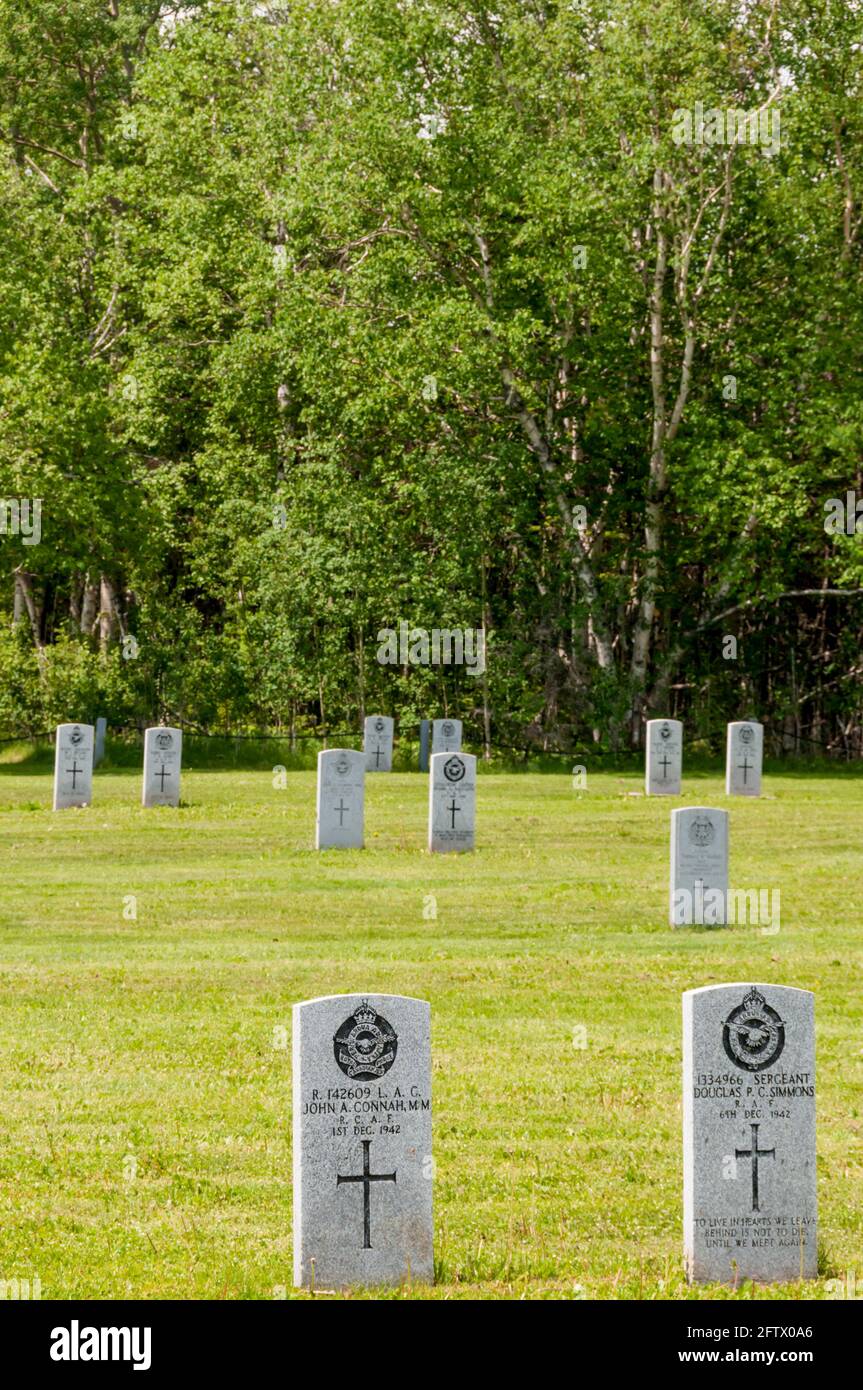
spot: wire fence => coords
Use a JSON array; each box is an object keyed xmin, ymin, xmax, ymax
[{"xmin": 1, "ymin": 721, "xmax": 861, "ymax": 761}]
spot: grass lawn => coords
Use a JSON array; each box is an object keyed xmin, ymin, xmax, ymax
[{"xmin": 0, "ymin": 745, "xmax": 861, "ymax": 1300}]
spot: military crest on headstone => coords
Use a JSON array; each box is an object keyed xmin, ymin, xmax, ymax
[
  {"xmin": 689, "ymin": 815, "xmax": 715, "ymax": 848},
  {"xmin": 722, "ymin": 986, "xmax": 785, "ymax": 1071},
  {"xmin": 333, "ymin": 1000, "xmax": 398, "ymax": 1079},
  {"xmin": 431, "ymin": 718, "xmax": 462, "ymax": 756}
]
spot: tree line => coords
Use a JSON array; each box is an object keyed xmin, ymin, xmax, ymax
[{"xmin": 1, "ymin": 0, "xmax": 862, "ymax": 754}]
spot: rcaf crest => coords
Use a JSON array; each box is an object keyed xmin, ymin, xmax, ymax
[
  {"xmin": 335, "ymin": 753, "xmax": 351, "ymax": 776},
  {"xmin": 334, "ymin": 1001, "xmax": 398, "ymax": 1079},
  {"xmin": 156, "ymin": 731, "xmax": 173, "ymax": 750},
  {"xmin": 689, "ymin": 815, "xmax": 715, "ymax": 848},
  {"xmin": 374, "ymin": 717, "xmax": 385, "ymax": 733},
  {"xmin": 739, "ymin": 725, "xmax": 754, "ymax": 744},
  {"xmin": 69, "ymin": 726, "xmax": 83, "ymax": 746},
  {"xmin": 659, "ymin": 722, "xmax": 672, "ymax": 740},
  {"xmin": 442, "ymin": 721, "xmax": 454, "ymax": 738},
  {"xmin": 723, "ymin": 987, "xmax": 785, "ymax": 1072},
  {"xmin": 443, "ymin": 755, "xmax": 465, "ymax": 782}
]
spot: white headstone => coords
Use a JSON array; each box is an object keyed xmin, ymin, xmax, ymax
[
  {"xmin": 142, "ymin": 726, "xmax": 182, "ymax": 807},
  {"xmin": 683, "ymin": 983, "xmax": 817, "ymax": 1283},
  {"xmin": 726, "ymin": 720, "xmax": 763, "ymax": 797},
  {"xmin": 670, "ymin": 806, "xmax": 729, "ymax": 926},
  {"xmin": 316, "ymin": 749, "xmax": 365, "ymax": 849},
  {"xmin": 52, "ymin": 723, "xmax": 94, "ymax": 810},
  {"xmin": 364, "ymin": 715, "xmax": 394, "ymax": 772},
  {"xmin": 293, "ymin": 993, "xmax": 433, "ymax": 1288},
  {"xmin": 430, "ymin": 718, "xmax": 462, "ymax": 756},
  {"xmin": 645, "ymin": 718, "xmax": 682, "ymax": 795},
  {"xmin": 94, "ymin": 716, "xmax": 107, "ymax": 767},
  {"xmin": 428, "ymin": 751, "xmax": 476, "ymax": 853}
]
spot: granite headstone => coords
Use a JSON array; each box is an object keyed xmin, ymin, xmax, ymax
[
  {"xmin": 670, "ymin": 806, "xmax": 729, "ymax": 926},
  {"xmin": 683, "ymin": 983, "xmax": 817, "ymax": 1282},
  {"xmin": 94, "ymin": 716, "xmax": 107, "ymax": 767},
  {"xmin": 418, "ymin": 719, "xmax": 430, "ymax": 773},
  {"xmin": 316, "ymin": 749, "xmax": 365, "ymax": 849},
  {"xmin": 53, "ymin": 723, "xmax": 94, "ymax": 810},
  {"xmin": 726, "ymin": 721, "xmax": 763, "ymax": 797},
  {"xmin": 293, "ymin": 993, "xmax": 433, "ymax": 1288},
  {"xmin": 364, "ymin": 715, "xmax": 394, "ymax": 773},
  {"xmin": 645, "ymin": 718, "xmax": 683, "ymax": 795},
  {"xmin": 428, "ymin": 751, "xmax": 476, "ymax": 853},
  {"xmin": 142, "ymin": 726, "xmax": 182, "ymax": 807},
  {"xmin": 430, "ymin": 719, "xmax": 462, "ymax": 756}
]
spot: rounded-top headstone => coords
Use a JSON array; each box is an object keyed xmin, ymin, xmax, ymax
[
  {"xmin": 363, "ymin": 714, "xmax": 394, "ymax": 772},
  {"xmin": 430, "ymin": 718, "xmax": 462, "ymax": 756},
  {"xmin": 645, "ymin": 717, "xmax": 683, "ymax": 795},
  {"xmin": 142, "ymin": 726, "xmax": 182, "ymax": 807},
  {"xmin": 670, "ymin": 806, "xmax": 729, "ymax": 926},
  {"xmin": 683, "ymin": 983, "xmax": 816, "ymax": 1283},
  {"xmin": 428, "ymin": 750, "xmax": 476, "ymax": 853},
  {"xmin": 53, "ymin": 723, "xmax": 94, "ymax": 810},
  {"xmin": 726, "ymin": 720, "xmax": 763, "ymax": 797},
  {"xmin": 293, "ymin": 993, "xmax": 433, "ymax": 1288},
  {"xmin": 316, "ymin": 749, "xmax": 365, "ymax": 849}
]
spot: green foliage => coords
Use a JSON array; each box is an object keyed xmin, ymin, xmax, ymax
[
  {"xmin": 1, "ymin": 0, "xmax": 862, "ymax": 749},
  {"xmin": 0, "ymin": 628, "xmax": 140, "ymax": 732}
]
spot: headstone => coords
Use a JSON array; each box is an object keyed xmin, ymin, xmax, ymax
[
  {"xmin": 316, "ymin": 749, "xmax": 365, "ymax": 849},
  {"xmin": 726, "ymin": 720, "xmax": 763, "ymax": 797},
  {"xmin": 418, "ymin": 719, "xmax": 430, "ymax": 773},
  {"xmin": 52, "ymin": 723, "xmax": 94, "ymax": 810},
  {"xmin": 364, "ymin": 714, "xmax": 394, "ymax": 773},
  {"xmin": 94, "ymin": 716, "xmax": 107, "ymax": 767},
  {"xmin": 645, "ymin": 717, "xmax": 682, "ymax": 795},
  {"xmin": 293, "ymin": 993, "xmax": 433, "ymax": 1289},
  {"xmin": 683, "ymin": 983, "xmax": 817, "ymax": 1283},
  {"xmin": 431, "ymin": 718, "xmax": 462, "ymax": 756},
  {"xmin": 428, "ymin": 751, "xmax": 476, "ymax": 853},
  {"xmin": 670, "ymin": 806, "xmax": 729, "ymax": 926},
  {"xmin": 142, "ymin": 726, "xmax": 182, "ymax": 807}
]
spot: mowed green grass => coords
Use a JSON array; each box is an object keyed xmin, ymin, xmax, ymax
[{"xmin": 0, "ymin": 751, "xmax": 861, "ymax": 1300}]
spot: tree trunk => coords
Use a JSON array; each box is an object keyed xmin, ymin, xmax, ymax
[
  {"xmin": 480, "ymin": 554, "xmax": 492, "ymax": 760},
  {"xmin": 356, "ymin": 625, "xmax": 365, "ymax": 723},
  {"xmin": 81, "ymin": 578, "xmax": 99, "ymax": 636},
  {"xmin": 99, "ymin": 575, "xmax": 119, "ymax": 651},
  {"xmin": 13, "ymin": 569, "xmax": 43, "ymax": 647}
]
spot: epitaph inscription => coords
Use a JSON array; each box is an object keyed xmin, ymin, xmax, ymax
[
  {"xmin": 683, "ymin": 983, "xmax": 817, "ymax": 1283},
  {"xmin": 293, "ymin": 993, "xmax": 433, "ymax": 1288}
]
